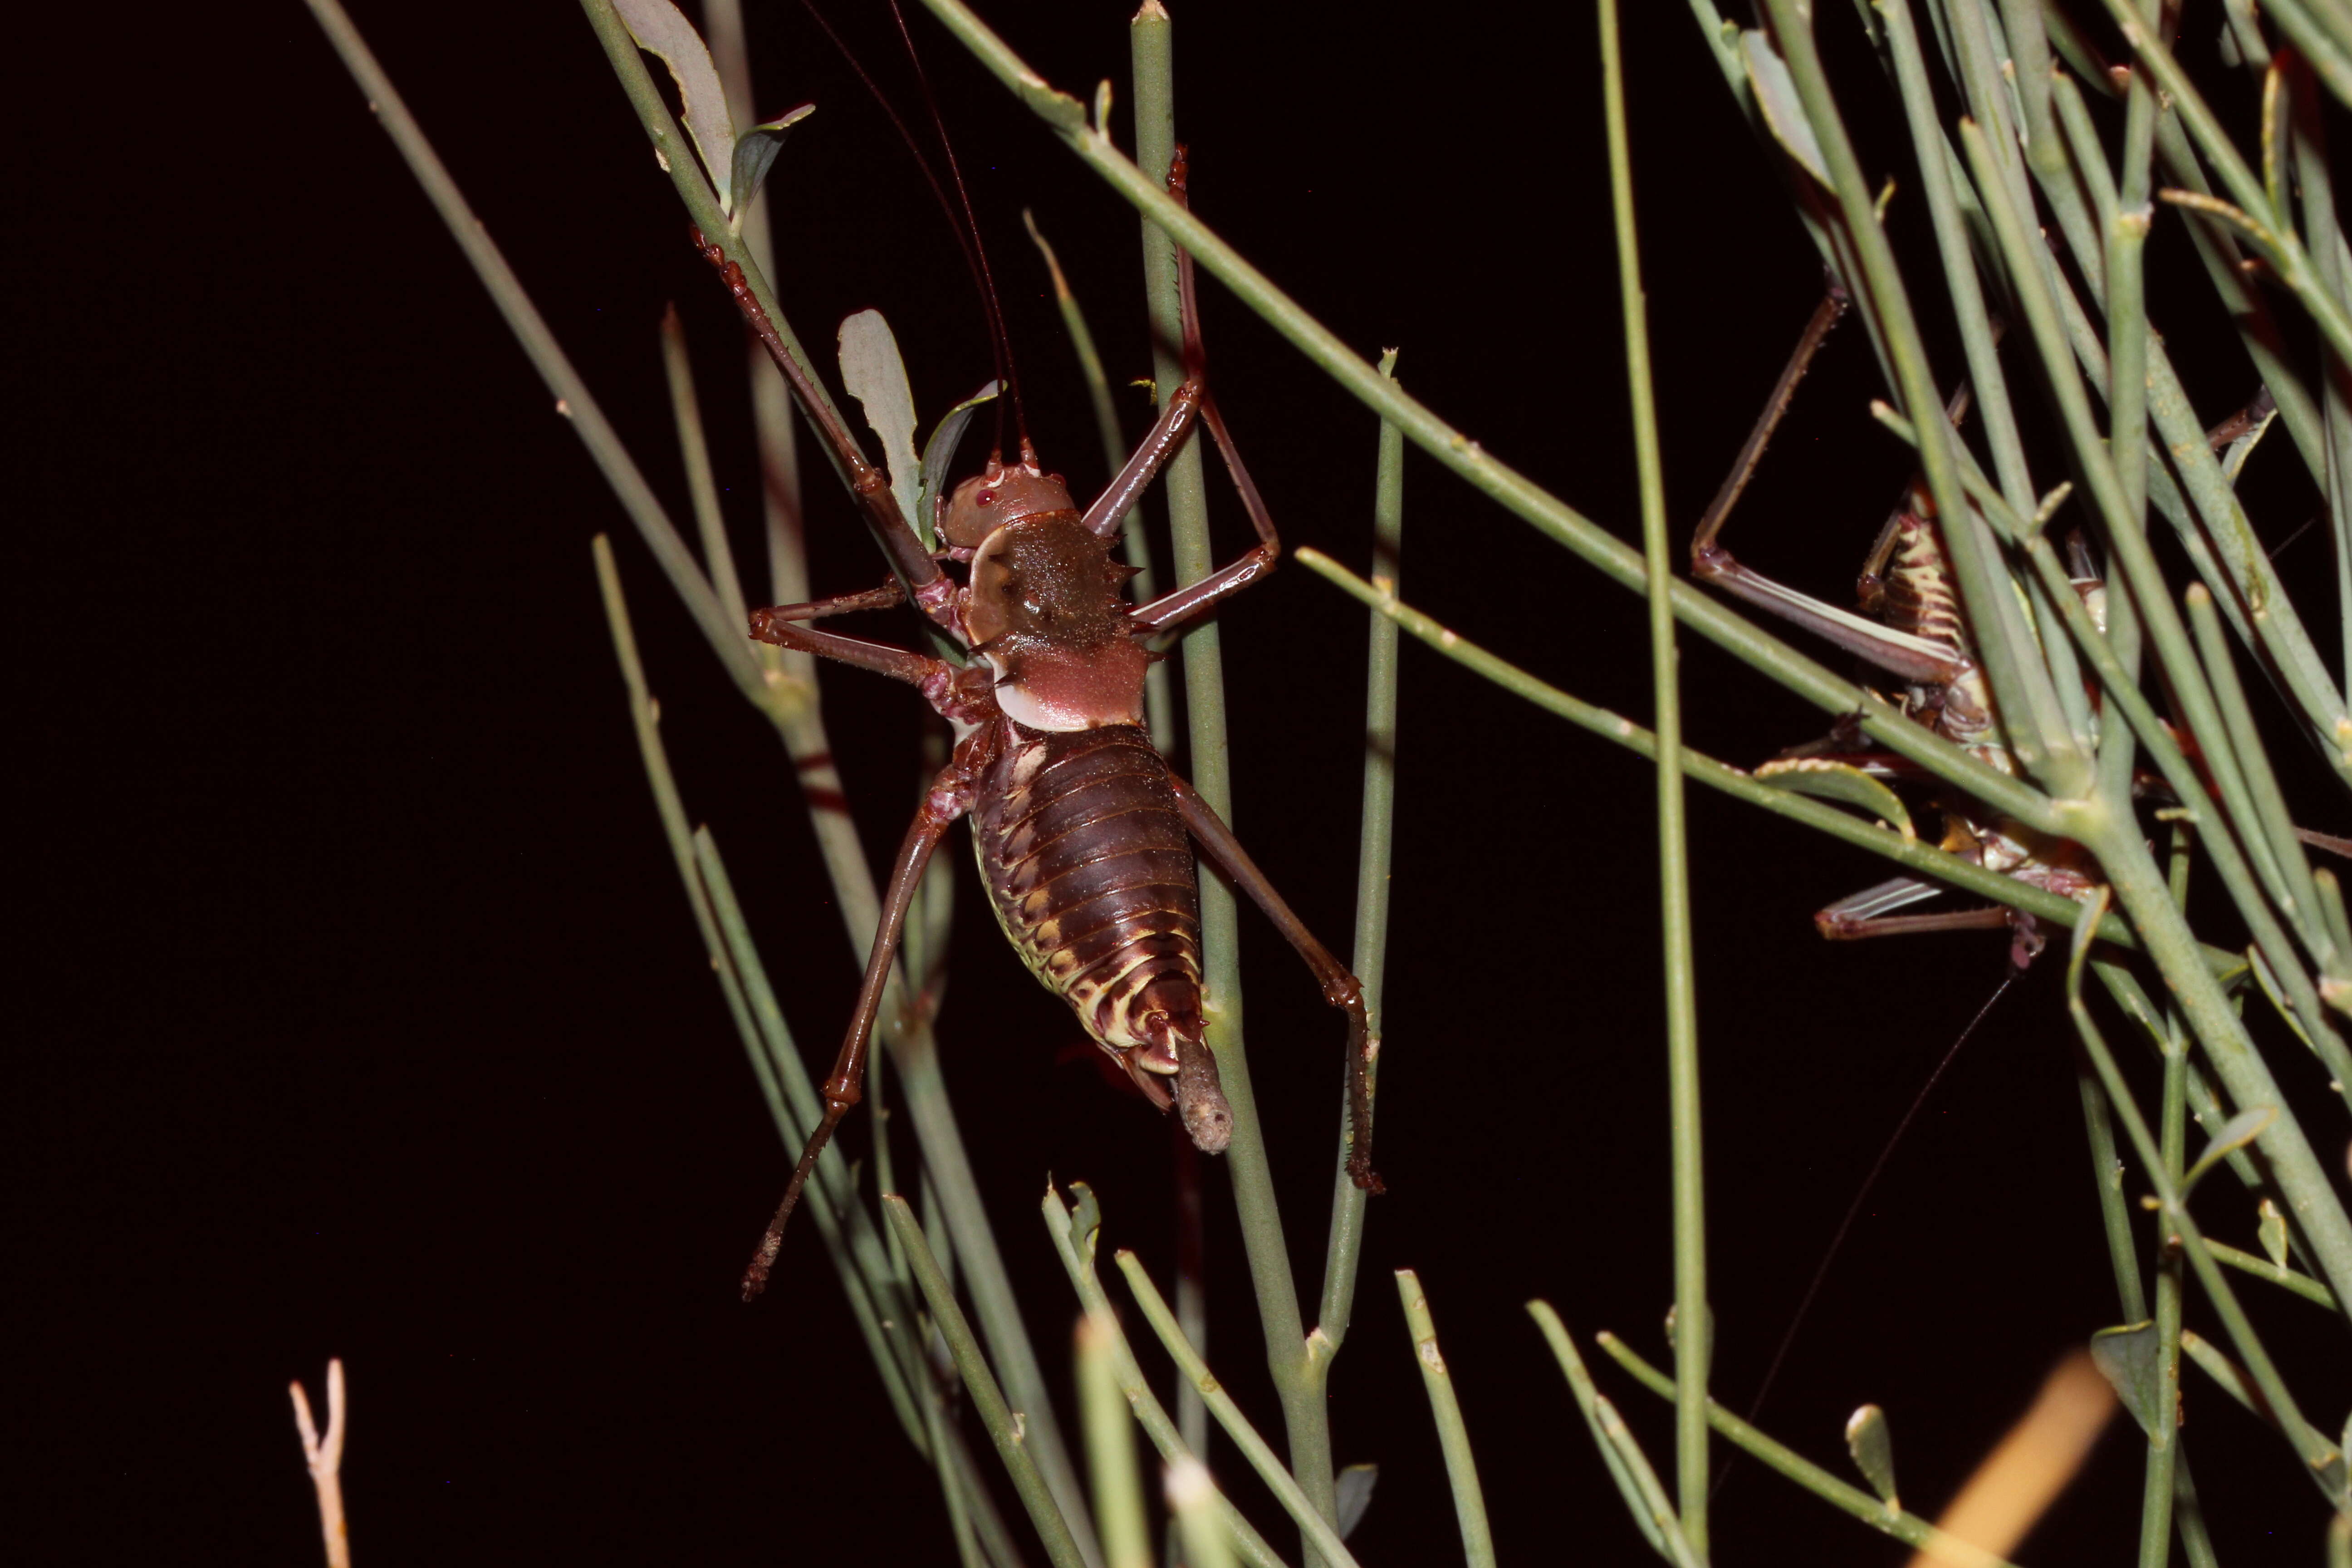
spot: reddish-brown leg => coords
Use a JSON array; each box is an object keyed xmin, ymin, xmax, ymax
[
  {"xmin": 1122, "ymin": 149, "xmax": 1284, "ymax": 636},
  {"xmin": 692, "ymin": 235, "xmax": 960, "ymax": 634},
  {"xmin": 748, "ymin": 611, "xmax": 951, "ymax": 688},
  {"xmin": 741, "ymin": 730, "xmax": 999, "ymax": 1299},
  {"xmin": 752, "ymin": 581, "xmax": 911, "ymax": 623},
  {"xmin": 1814, "ymin": 876, "xmax": 2040, "ymax": 967},
  {"xmin": 1168, "ymin": 774, "xmax": 1383, "ymax": 1193}
]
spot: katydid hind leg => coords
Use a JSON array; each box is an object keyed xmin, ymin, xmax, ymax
[
  {"xmin": 1168, "ymin": 774, "xmax": 1383, "ymax": 1194},
  {"xmin": 741, "ymin": 737, "xmax": 993, "ymax": 1299}
]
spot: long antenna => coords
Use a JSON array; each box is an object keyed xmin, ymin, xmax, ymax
[
  {"xmin": 1714, "ymin": 971, "xmax": 2016, "ymax": 1499},
  {"xmin": 793, "ymin": 0, "xmax": 1027, "ymax": 458},
  {"xmin": 882, "ymin": 0, "xmax": 1029, "ymax": 460}
]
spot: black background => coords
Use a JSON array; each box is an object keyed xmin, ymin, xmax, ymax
[{"xmin": 18, "ymin": 1, "xmax": 2348, "ymax": 1563}]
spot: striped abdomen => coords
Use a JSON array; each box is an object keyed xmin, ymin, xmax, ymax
[
  {"xmin": 1880, "ymin": 512, "xmax": 2007, "ymax": 767},
  {"xmin": 970, "ymin": 721, "xmax": 1204, "ymax": 1076}
]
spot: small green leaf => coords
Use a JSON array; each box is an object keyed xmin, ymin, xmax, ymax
[
  {"xmin": 1843, "ymin": 1404, "xmax": 1899, "ymax": 1509},
  {"xmin": 2090, "ymin": 1321, "xmax": 2163, "ymax": 1436},
  {"xmin": 1333, "ymin": 1463, "xmax": 1377, "ymax": 1539},
  {"xmin": 1065, "ymin": 1180, "xmax": 1101, "ymax": 1259},
  {"xmin": 920, "ymin": 379, "xmax": 1002, "ymax": 528},
  {"xmin": 727, "ymin": 104, "xmax": 815, "ymax": 230},
  {"xmin": 2186, "ymin": 1106, "xmax": 2276, "ymax": 1192},
  {"xmin": 838, "ymin": 309, "xmax": 924, "ymax": 543},
  {"xmin": 1754, "ymin": 758, "xmax": 1916, "ymax": 838},
  {"xmin": 1740, "ymin": 30, "xmax": 1831, "ymax": 186},
  {"xmin": 2259, "ymin": 1198, "xmax": 2291, "ymax": 1268},
  {"xmin": 612, "ymin": 0, "xmax": 738, "ymax": 214}
]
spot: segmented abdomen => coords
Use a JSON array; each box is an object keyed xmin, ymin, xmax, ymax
[{"xmin": 970, "ymin": 721, "xmax": 1203, "ymax": 1059}]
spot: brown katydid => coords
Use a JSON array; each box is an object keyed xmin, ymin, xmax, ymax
[{"xmin": 701, "ymin": 143, "xmax": 1382, "ymax": 1301}]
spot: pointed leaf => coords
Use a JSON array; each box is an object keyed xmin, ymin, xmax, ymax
[
  {"xmin": 2259, "ymin": 1198, "xmax": 2291, "ymax": 1268},
  {"xmin": 2186, "ymin": 1105, "xmax": 2277, "ymax": 1191},
  {"xmin": 1333, "ymin": 1463, "xmax": 1377, "ymax": 1540},
  {"xmin": 612, "ymin": 0, "xmax": 737, "ymax": 214},
  {"xmin": 728, "ymin": 103, "xmax": 815, "ymax": 230},
  {"xmin": 2090, "ymin": 1321, "xmax": 2163, "ymax": 1437},
  {"xmin": 1741, "ymin": 30, "xmax": 1831, "ymax": 185},
  {"xmin": 1841, "ymin": 1404, "xmax": 1898, "ymax": 1509},
  {"xmin": 920, "ymin": 379, "xmax": 1002, "ymax": 525},
  {"xmin": 838, "ymin": 309, "xmax": 924, "ymax": 544},
  {"xmin": 1755, "ymin": 758, "xmax": 1916, "ymax": 838}
]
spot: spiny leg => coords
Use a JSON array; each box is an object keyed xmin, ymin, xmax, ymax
[
  {"xmin": 1168, "ymin": 774, "xmax": 1383, "ymax": 1193},
  {"xmin": 1691, "ymin": 284, "xmax": 1850, "ymax": 564},
  {"xmin": 1813, "ymin": 877, "xmax": 2037, "ymax": 967},
  {"xmin": 693, "ymin": 235, "xmax": 960, "ymax": 633},
  {"xmin": 741, "ymin": 735, "xmax": 993, "ymax": 1299},
  {"xmin": 1124, "ymin": 148, "xmax": 1284, "ymax": 635},
  {"xmin": 748, "ymin": 612, "xmax": 953, "ymax": 686},
  {"xmin": 752, "ymin": 580, "xmax": 911, "ymax": 624}
]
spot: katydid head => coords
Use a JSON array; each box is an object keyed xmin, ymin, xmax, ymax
[{"xmin": 937, "ymin": 455, "xmax": 1072, "ymax": 549}]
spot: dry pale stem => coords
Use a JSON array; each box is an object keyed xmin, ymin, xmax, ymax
[{"xmin": 289, "ymin": 1358, "xmax": 351, "ymax": 1568}]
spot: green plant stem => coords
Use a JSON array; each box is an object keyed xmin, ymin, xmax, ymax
[
  {"xmin": 2204, "ymin": 1239, "xmax": 2342, "ymax": 1309},
  {"xmin": 1525, "ymin": 1303, "xmax": 1699, "ymax": 1567},
  {"xmin": 2176, "ymin": 1331, "xmax": 2349, "ymax": 1494},
  {"xmin": 1114, "ymin": 1250, "xmax": 1367, "ymax": 1568},
  {"xmin": 301, "ymin": 0, "xmax": 760, "ymax": 699},
  {"xmin": 1044, "ymin": 1185, "xmax": 1292, "ymax": 1568},
  {"xmin": 573, "ymin": 9, "xmax": 1103, "ymax": 1548},
  {"xmin": 885, "ymin": 1197, "xmax": 1088, "ymax": 1568},
  {"xmin": 1595, "ymin": 1333, "xmax": 2024, "ymax": 1568},
  {"xmin": 1395, "ymin": 1272, "xmax": 1494, "ymax": 1568},
  {"xmin": 658, "ymin": 304, "xmax": 750, "ymax": 627},
  {"xmin": 1294, "ymin": 550, "xmax": 2146, "ymax": 950},
  {"xmin": 1767, "ymin": 0, "xmax": 2086, "ymax": 798},
  {"xmin": 2061, "ymin": 908, "xmax": 2349, "ymax": 1497},
  {"xmin": 1602, "ymin": 5, "xmax": 1710, "ymax": 1545},
  {"xmin": 1129, "ymin": 12, "xmax": 1335, "ymax": 1563},
  {"xmin": 1313, "ymin": 351, "xmax": 1403, "ymax": 1366},
  {"xmin": 594, "ymin": 538, "xmax": 927, "ymax": 1432},
  {"xmin": 1079, "ymin": 1316, "xmax": 1152, "ymax": 1568},
  {"xmin": 915, "ymin": 0, "xmax": 2058, "ymax": 841},
  {"xmin": 1021, "ymin": 211, "xmax": 1175, "ymax": 753}
]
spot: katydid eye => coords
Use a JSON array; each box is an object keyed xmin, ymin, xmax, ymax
[{"xmin": 976, "ymin": 490, "xmax": 995, "ymax": 505}]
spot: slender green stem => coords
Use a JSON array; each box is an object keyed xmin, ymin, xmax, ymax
[
  {"xmin": 1021, "ymin": 210, "xmax": 1175, "ymax": 753},
  {"xmin": 595, "ymin": 538, "xmax": 945, "ymax": 1445},
  {"xmin": 2061, "ymin": 904, "xmax": 2348, "ymax": 1495},
  {"xmin": 2176, "ymin": 1331, "xmax": 2349, "ymax": 1494},
  {"xmin": 659, "ymin": 304, "xmax": 750, "ymax": 627},
  {"xmin": 1313, "ymin": 350, "xmax": 1403, "ymax": 1363},
  {"xmin": 2203, "ymin": 1239, "xmax": 2342, "ymax": 1309},
  {"xmin": 1767, "ymin": 0, "xmax": 2087, "ymax": 797},
  {"xmin": 915, "ymin": 0, "xmax": 2058, "ymax": 839},
  {"xmin": 1294, "ymin": 550, "xmax": 2147, "ymax": 949},
  {"xmin": 1524, "ymin": 1303, "xmax": 1699, "ymax": 1567},
  {"xmin": 1167, "ymin": 1458, "xmax": 1240, "ymax": 1568},
  {"xmin": 1043, "ymin": 1185, "xmax": 1292, "ymax": 1568},
  {"xmin": 884, "ymin": 1197, "xmax": 1089, "ymax": 1568},
  {"xmin": 569, "ymin": 9, "xmax": 1102, "ymax": 1547},
  {"xmin": 1595, "ymin": 1333, "xmax": 2024, "ymax": 1568},
  {"xmin": 302, "ymin": 0, "xmax": 760, "ymax": 698},
  {"xmin": 1079, "ymin": 1317, "xmax": 1152, "ymax": 1568},
  {"xmin": 1130, "ymin": 11, "xmax": 1333, "ymax": 1562},
  {"xmin": 1114, "ymin": 1250, "xmax": 1367, "ymax": 1568},
  {"xmin": 1601, "ymin": 1, "xmax": 1709, "ymax": 1544},
  {"xmin": 1394, "ymin": 1272, "xmax": 1494, "ymax": 1568}
]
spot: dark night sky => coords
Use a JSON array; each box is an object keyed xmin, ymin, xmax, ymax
[{"xmin": 18, "ymin": 2, "xmax": 2346, "ymax": 1563}]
